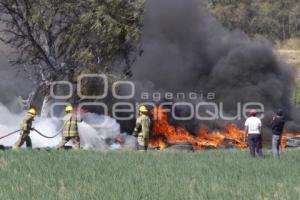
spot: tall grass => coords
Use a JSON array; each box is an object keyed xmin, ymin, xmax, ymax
[{"xmin": 0, "ymin": 149, "xmax": 299, "ymax": 200}]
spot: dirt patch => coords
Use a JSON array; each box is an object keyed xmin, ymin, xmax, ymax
[{"xmin": 276, "ymin": 50, "xmax": 300, "ymax": 65}]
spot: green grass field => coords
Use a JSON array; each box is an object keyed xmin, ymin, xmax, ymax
[{"xmin": 0, "ymin": 149, "xmax": 299, "ymax": 200}]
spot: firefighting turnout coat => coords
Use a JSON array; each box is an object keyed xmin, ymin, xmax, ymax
[
  {"xmin": 63, "ymin": 112, "xmax": 79, "ymax": 137},
  {"xmin": 134, "ymin": 113, "xmax": 151, "ymax": 146},
  {"xmin": 20, "ymin": 113, "xmax": 35, "ymax": 134}
]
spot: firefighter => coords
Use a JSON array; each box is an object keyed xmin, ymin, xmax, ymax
[
  {"xmin": 57, "ymin": 105, "xmax": 80, "ymax": 150},
  {"xmin": 133, "ymin": 105, "xmax": 151, "ymax": 151},
  {"xmin": 13, "ymin": 107, "xmax": 37, "ymax": 149}
]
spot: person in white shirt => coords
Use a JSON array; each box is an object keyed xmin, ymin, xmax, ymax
[{"xmin": 245, "ymin": 109, "xmax": 263, "ymax": 157}]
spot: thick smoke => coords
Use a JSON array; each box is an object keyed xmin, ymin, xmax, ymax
[
  {"xmin": 0, "ymin": 0, "xmax": 299, "ymax": 140},
  {"xmin": 130, "ymin": 0, "xmax": 299, "ymax": 131},
  {"xmin": 0, "ymin": 46, "xmax": 33, "ymax": 108}
]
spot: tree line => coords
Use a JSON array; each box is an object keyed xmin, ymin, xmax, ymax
[{"xmin": 209, "ymin": 0, "xmax": 300, "ymax": 42}]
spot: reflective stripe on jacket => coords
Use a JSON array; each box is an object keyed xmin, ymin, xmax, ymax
[
  {"xmin": 134, "ymin": 114, "xmax": 151, "ymax": 138},
  {"xmin": 63, "ymin": 112, "xmax": 79, "ymax": 137},
  {"xmin": 20, "ymin": 113, "xmax": 35, "ymax": 133}
]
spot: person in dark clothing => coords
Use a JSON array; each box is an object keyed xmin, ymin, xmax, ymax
[{"xmin": 271, "ymin": 110, "xmax": 285, "ymax": 158}]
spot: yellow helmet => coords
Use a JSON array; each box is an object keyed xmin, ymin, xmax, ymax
[
  {"xmin": 28, "ymin": 108, "xmax": 37, "ymax": 115},
  {"xmin": 139, "ymin": 105, "xmax": 148, "ymax": 113},
  {"xmin": 65, "ymin": 105, "xmax": 73, "ymax": 112}
]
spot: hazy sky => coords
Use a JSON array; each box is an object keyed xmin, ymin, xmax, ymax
[{"xmin": 0, "ymin": 43, "xmax": 32, "ymax": 104}]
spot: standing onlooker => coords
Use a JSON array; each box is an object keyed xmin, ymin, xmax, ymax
[
  {"xmin": 245, "ymin": 109, "xmax": 263, "ymax": 157},
  {"xmin": 271, "ymin": 110, "xmax": 285, "ymax": 158}
]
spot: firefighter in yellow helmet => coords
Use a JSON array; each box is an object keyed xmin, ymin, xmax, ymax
[
  {"xmin": 13, "ymin": 107, "xmax": 37, "ymax": 149},
  {"xmin": 57, "ymin": 105, "xmax": 80, "ymax": 150},
  {"xmin": 133, "ymin": 105, "xmax": 151, "ymax": 151}
]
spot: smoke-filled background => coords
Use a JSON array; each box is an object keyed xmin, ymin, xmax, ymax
[
  {"xmin": 0, "ymin": 46, "xmax": 32, "ymax": 107},
  {"xmin": 0, "ymin": 0, "xmax": 300, "ymax": 147},
  {"xmin": 128, "ymin": 0, "xmax": 300, "ymax": 131}
]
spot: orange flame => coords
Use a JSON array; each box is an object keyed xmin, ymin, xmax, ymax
[
  {"xmin": 280, "ymin": 133, "xmax": 300, "ymax": 149},
  {"xmin": 149, "ymin": 107, "xmax": 248, "ymax": 150}
]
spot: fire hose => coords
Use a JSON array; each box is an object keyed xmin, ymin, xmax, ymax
[
  {"xmin": 0, "ymin": 128, "xmax": 62, "ymax": 140},
  {"xmin": 0, "ymin": 129, "xmax": 21, "ymax": 140},
  {"xmin": 0, "ymin": 121, "xmax": 67, "ymax": 140},
  {"xmin": 32, "ymin": 128, "xmax": 62, "ymax": 139},
  {"xmin": 0, "ymin": 115, "xmax": 68, "ymax": 141},
  {"xmin": 32, "ymin": 122, "xmax": 66, "ymax": 139}
]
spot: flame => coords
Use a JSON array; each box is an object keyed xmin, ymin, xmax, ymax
[
  {"xmin": 224, "ymin": 124, "xmax": 248, "ymax": 149},
  {"xmin": 149, "ymin": 107, "xmax": 248, "ymax": 150},
  {"xmin": 148, "ymin": 138, "xmax": 167, "ymax": 150},
  {"xmin": 280, "ymin": 133, "xmax": 300, "ymax": 149},
  {"xmin": 115, "ymin": 135, "xmax": 125, "ymax": 145},
  {"xmin": 147, "ymin": 107, "xmax": 300, "ymax": 150}
]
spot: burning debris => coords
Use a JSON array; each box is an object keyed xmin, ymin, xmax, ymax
[
  {"xmin": 0, "ymin": 102, "xmax": 299, "ymax": 151},
  {"xmin": 130, "ymin": 0, "xmax": 300, "ymax": 134},
  {"xmin": 280, "ymin": 133, "xmax": 300, "ymax": 149},
  {"xmin": 149, "ymin": 107, "xmax": 248, "ymax": 150},
  {"xmin": 0, "ymin": 0, "xmax": 300, "ymax": 152},
  {"xmin": 149, "ymin": 107, "xmax": 300, "ymax": 150},
  {"xmin": 148, "ymin": 107, "xmax": 300, "ymax": 151},
  {"xmin": 114, "ymin": 135, "xmax": 126, "ymax": 145}
]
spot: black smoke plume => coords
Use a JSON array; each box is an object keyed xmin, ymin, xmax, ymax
[
  {"xmin": 128, "ymin": 0, "xmax": 299, "ymax": 132},
  {"xmin": 0, "ymin": 0, "xmax": 299, "ymax": 133}
]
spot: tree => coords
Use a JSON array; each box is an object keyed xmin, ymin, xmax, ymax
[
  {"xmin": 0, "ymin": 0, "xmax": 144, "ymax": 115},
  {"xmin": 209, "ymin": 0, "xmax": 300, "ymax": 42}
]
